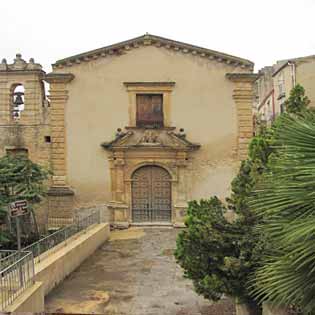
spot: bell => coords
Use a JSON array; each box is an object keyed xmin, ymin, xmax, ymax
[{"xmin": 14, "ymin": 92, "xmax": 24, "ymax": 106}]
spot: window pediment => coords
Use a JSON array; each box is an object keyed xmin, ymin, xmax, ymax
[{"xmin": 101, "ymin": 128, "xmax": 200, "ymax": 151}]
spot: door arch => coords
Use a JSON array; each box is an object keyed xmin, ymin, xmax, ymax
[{"xmin": 131, "ymin": 165, "xmax": 172, "ymax": 223}]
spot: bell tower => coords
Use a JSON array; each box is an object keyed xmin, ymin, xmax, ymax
[{"xmin": 0, "ymin": 54, "xmax": 51, "ymax": 169}]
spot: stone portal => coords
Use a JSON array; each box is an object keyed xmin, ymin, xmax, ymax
[{"xmin": 101, "ymin": 127, "xmax": 200, "ymax": 227}]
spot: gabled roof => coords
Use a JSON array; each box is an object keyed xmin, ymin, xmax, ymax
[{"xmin": 53, "ymin": 34, "xmax": 254, "ymax": 70}]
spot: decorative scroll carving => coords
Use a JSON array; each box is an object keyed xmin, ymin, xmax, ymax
[
  {"xmin": 101, "ymin": 127, "xmax": 200, "ymax": 151},
  {"xmin": 138, "ymin": 130, "xmax": 160, "ymax": 144}
]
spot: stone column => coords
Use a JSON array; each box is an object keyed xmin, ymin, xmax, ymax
[
  {"xmin": 226, "ymin": 73, "xmax": 258, "ymax": 161},
  {"xmin": 107, "ymin": 151, "xmax": 129, "ymax": 228},
  {"xmin": 114, "ymin": 152, "xmax": 126, "ymax": 202},
  {"xmin": 21, "ymin": 78, "xmax": 41, "ymax": 124},
  {"xmin": 0, "ymin": 80, "xmax": 10, "ymax": 124},
  {"xmin": 44, "ymin": 73, "xmax": 75, "ymax": 224},
  {"xmin": 174, "ymin": 151, "xmax": 188, "ymax": 227}
]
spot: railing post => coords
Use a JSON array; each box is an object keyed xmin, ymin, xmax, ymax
[
  {"xmin": 64, "ymin": 228, "xmax": 67, "ymax": 246},
  {"xmin": 37, "ymin": 242, "xmax": 41, "ymax": 263}
]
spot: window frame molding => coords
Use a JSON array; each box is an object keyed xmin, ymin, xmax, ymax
[{"xmin": 123, "ymin": 82, "xmax": 175, "ymax": 128}]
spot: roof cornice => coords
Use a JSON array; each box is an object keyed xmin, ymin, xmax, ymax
[{"xmin": 52, "ymin": 34, "xmax": 254, "ymax": 70}]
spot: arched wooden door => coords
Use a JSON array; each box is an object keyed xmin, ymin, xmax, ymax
[{"xmin": 132, "ymin": 166, "xmax": 172, "ymax": 223}]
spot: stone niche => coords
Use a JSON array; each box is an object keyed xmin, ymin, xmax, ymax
[{"xmin": 101, "ymin": 127, "xmax": 200, "ymax": 228}]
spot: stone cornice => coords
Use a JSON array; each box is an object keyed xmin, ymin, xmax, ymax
[
  {"xmin": 123, "ymin": 82, "xmax": 176, "ymax": 87},
  {"xmin": 124, "ymin": 81, "xmax": 176, "ymax": 92},
  {"xmin": 52, "ymin": 34, "xmax": 254, "ymax": 70},
  {"xmin": 44, "ymin": 73, "xmax": 75, "ymax": 84},
  {"xmin": 226, "ymin": 73, "xmax": 259, "ymax": 83}
]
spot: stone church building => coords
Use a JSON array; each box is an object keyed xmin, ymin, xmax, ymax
[{"xmin": 0, "ymin": 34, "xmax": 256, "ymax": 228}]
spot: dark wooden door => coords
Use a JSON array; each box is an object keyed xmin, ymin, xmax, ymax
[{"xmin": 132, "ymin": 166, "xmax": 171, "ymax": 222}]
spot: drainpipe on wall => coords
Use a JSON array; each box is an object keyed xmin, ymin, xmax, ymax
[
  {"xmin": 288, "ymin": 61, "xmax": 296, "ymax": 88},
  {"xmin": 272, "ymin": 89, "xmax": 276, "ymax": 120}
]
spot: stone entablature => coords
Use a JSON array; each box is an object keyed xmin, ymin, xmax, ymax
[{"xmin": 102, "ymin": 127, "xmax": 200, "ymax": 227}]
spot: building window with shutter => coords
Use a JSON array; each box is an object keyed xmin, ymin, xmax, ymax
[{"xmin": 136, "ymin": 94, "xmax": 164, "ymax": 128}]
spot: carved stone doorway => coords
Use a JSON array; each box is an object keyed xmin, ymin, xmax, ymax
[{"xmin": 131, "ymin": 165, "xmax": 172, "ymax": 223}]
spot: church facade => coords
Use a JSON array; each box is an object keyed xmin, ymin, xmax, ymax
[{"xmin": 0, "ymin": 34, "xmax": 257, "ymax": 227}]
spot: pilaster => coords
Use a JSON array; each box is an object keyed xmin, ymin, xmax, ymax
[
  {"xmin": 44, "ymin": 73, "xmax": 74, "ymax": 187},
  {"xmin": 226, "ymin": 73, "xmax": 258, "ymax": 161},
  {"xmin": 44, "ymin": 73, "xmax": 75, "ymax": 225},
  {"xmin": 174, "ymin": 151, "xmax": 189, "ymax": 227},
  {"xmin": 0, "ymin": 80, "xmax": 10, "ymax": 123}
]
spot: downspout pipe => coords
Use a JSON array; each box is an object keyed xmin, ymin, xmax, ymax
[{"xmin": 288, "ymin": 61, "xmax": 296, "ymax": 87}]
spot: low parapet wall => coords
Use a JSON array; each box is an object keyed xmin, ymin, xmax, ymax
[
  {"xmin": 35, "ymin": 223, "xmax": 110, "ymax": 295},
  {"xmin": 5, "ymin": 223, "xmax": 110, "ymax": 312},
  {"xmin": 4, "ymin": 282, "xmax": 44, "ymax": 313}
]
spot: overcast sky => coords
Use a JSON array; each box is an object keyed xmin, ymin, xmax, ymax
[{"xmin": 1, "ymin": 0, "xmax": 315, "ymax": 72}]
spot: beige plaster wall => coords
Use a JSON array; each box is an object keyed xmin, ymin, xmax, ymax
[
  {"xmin": 273, "ymin": 66, "xmax": 292, "ymax": 115},
  {"xmin": 296, "ymin": 59, "xmax": 315, "ymax": 106},
  {"xmin": 56, "ymin": 45, "xmax": 249, "ymax": 206}
]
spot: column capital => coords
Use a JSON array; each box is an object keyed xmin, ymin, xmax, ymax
[
  {"xmin": 44, "ymin": 73, "xmax": 75, "ymax": 84},
  {"xmin": 226, "ymin": 73, "xmax": 258, "ymax": 83}
]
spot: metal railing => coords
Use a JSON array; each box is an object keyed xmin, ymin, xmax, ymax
[
  {"xmin": 0, "ymin": 209, "xmax": 100, "ymax": 309},
  {"xmin": 0, "ymin": 251, "xmax": 21, "ymax": 271},
  {"xmin": 23, "ymin": 209, "xmax": 101, "ymax": 262},
  {"xmin": 0, "ymin": 251, "xmax": 34, "ymax": 311}
]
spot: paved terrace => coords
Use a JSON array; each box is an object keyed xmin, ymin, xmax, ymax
[{"xmin": 45, "ymin": 228, "xmax": 234, "ymax": 315}]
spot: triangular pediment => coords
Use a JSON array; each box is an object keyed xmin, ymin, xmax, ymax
[
  {"xmin": 53, "ymin": 34, "xmax": 253, "ymax": 70},
  {"xmin": 101, "ymin": 128, "xmax": 200, "ymax": 152}
]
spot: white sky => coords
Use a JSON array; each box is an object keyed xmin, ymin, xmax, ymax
[{"xmin": 1, "ymin": 0, "xmax": 315, "ymax": 72}]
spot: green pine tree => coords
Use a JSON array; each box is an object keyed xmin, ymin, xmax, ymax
[
  {"xmin": 284, "ymin": 84, "xmax": 310, "ymax": 114},
  {"xmin": 0, "ymin": 155, "xmax": 50, "ymax": 248}
]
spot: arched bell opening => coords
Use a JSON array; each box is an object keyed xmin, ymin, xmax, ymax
[{"xmin": 10, "ymin": 84, "xmax": 25, "ymax": 121}]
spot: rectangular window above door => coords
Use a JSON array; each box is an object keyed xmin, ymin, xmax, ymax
[{"xmin": 136, "ymin": 94, "xmax": 164, "ymax": 128}]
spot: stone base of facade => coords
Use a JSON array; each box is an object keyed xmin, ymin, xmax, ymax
[
  {"xmin": 47, "ymin": 186, "xmax": 75, "ymax": 228},
  {"xmin": 108, "ymin": 201, "xmax": 188, "ymax": 228},
  {"xmin": 173, "ymin": 222, "xmax": 186, "ymax": 228},
  {"xmin": 107, "ymin": 201, "xmax": 129, "ymax": 228}
]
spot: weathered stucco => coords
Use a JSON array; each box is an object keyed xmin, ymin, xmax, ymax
[
  {"xmin": 53, "ymin": 45, "xmax": 250, "ymax": 215},
  {"xmin": 0, "ymin": 36, "xmax": 255, "ymax": 226}
]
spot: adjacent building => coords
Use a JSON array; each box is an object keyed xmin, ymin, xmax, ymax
[
  {"xmin": 0, "ymin": 34, "xmax": 256, "ymax": 228},
  {"xmin": 254, "ymin": 54, "xmax": 315, "ymax": 125}
]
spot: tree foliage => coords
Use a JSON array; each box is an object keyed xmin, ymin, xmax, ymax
[
  {"xmin": 175, "ymin": 128, "xmax": 272, "ymax": 308},
  {"xmin": 175, "ymin": 84, "xmax": 312, "ymax": 311},
  {"xmin": 0, "ymin": 155, "xmax": 50, "ymax": 248},
  {"xmin": 250, "ymin": 112, "xmax": 315, "ymax": 314},
  {"xmin": 284, "ymin": 84, "xmax": 310, "ymax": 114}
]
